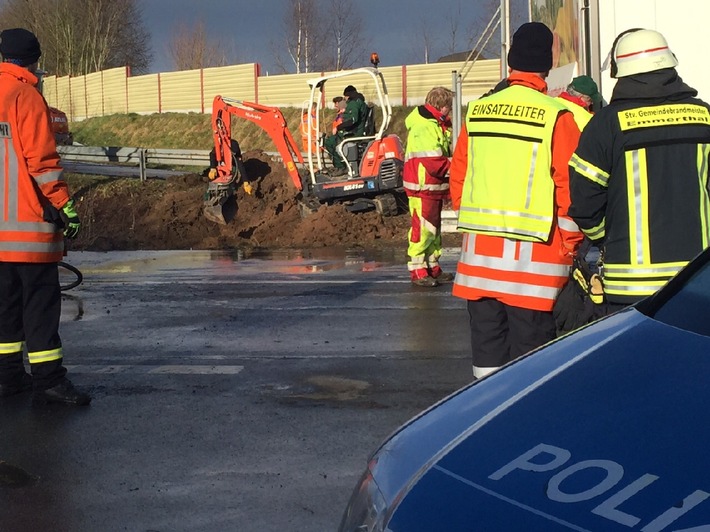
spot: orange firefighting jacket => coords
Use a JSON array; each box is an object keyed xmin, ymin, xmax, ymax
[
  {"xmin": 450, "ymin": 73, "xmax": 583, "ymax": 311},
  {"xmin": 0, "ymin": 62, "xmax": 68, "ymax": 263}
]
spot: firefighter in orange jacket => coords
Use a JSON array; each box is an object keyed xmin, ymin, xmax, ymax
[
  {"xmin": 0, "ymin": 28, "xmax": 90, "ymax": 405},
  {"xmin": 449, "ymin": 22, "xmax": 583, "ymax": 379}
]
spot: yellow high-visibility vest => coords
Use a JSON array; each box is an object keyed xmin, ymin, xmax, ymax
[
  {"xmin": 556, "ymin": 97, "xmax": 592, "ymax": 130},
  {"xmin": 458, "ymin": 85, "xmax": 567, "ymax": 242}
]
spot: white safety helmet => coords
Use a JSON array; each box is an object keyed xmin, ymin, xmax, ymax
[{"xmin": 608, "ymin": 29, "xmax": 678, "ymax": 78}]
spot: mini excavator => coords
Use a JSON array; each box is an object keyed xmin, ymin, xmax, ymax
[{"xmin": 203, "ymin": 55, "xmax": 404, "ymax": 224}]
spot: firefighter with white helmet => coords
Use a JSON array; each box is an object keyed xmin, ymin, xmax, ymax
[
  {"xmin": 569, "ymin": 28, "xmax": 710, "ymax": 311},
  {"xmin": 610, "ymin": 29, "xmax": 677, "ymax": 78}
]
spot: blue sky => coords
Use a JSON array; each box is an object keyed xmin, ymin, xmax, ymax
[{"xmin": 140, "ymin": 0, "xmax": 529, "ymax": 74}]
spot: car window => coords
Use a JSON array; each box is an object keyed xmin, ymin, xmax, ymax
[{"xmin": 643, "ymin": 258, "xmax": 710, "ymax": 336}]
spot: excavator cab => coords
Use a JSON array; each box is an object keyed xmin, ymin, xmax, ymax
[{"xmin": 302, "ymin": 66, "xmax": 404, "ymax": 215}]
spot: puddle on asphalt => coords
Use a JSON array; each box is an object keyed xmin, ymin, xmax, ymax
[
  {"xmin": 0, "ymin": 461, "xmax": 38, "ymax": 488},
  {"xmin": 69, "ymin": 247, "xmax": 460, "ymax": 277},
  {"xmin": 287, "ymin": 375, "xmax": 371, "ymax": 401}
]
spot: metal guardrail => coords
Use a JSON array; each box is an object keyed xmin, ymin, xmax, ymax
[{"xmin": 57, "ymin": 145, "xmax": 212, "ymax": 181}]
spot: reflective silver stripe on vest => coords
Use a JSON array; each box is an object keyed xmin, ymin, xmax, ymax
[
  {"xmin": 525, "ymin": 143, "xmax": 539, "ymax": 210},
  {"xmin": 1, "ymin": 137, "xmax": 21, "ymax": 221},
  {"xmin": 455, "ymin": 272, "xmax": 562, "ymax": 299},
  {"xmin": 460, "ymin": 206, "xmax": 553, "ymax": 222},
  {"xmin": 604, "ymin": 282, "xmax": 667, "ymax": 295},
  {"xmin": 0, "ymin": 221, "xmax": 58, "ymax": 233},
  {"xmin": 629, "ymin": 150, "xmax": 645, "ymax": 264},
  {"xmin": 0, "ymin": 240, "xmax": 64, "ymax": 253},
  {"xmin": 403, "ymin": 182, "xmax": 449, "ymax": 191},
  {"xmin": 460, "ymin": 238, "xmax": 570, "ymax": 277},
  {"xmin": 34, "ymin": 169, "xmax": 64, "ymax": 186},
  {"xmin": 570, "ymin": 153, "xmax": 610, "ymax": 187},
  {"xmin": 604, "ymin": 263, "xmax": 686, "ymax": 275},
  {"xmin": 457, "ymin": 222, "xmax": 550, "ymax": 240},
  {"xmin": 557, "ymin": 216, "xmax": 579, "ymax": 232},
  {"xmin": 404, "ymin": 149, "xmax": 443, "ymax": 161}
]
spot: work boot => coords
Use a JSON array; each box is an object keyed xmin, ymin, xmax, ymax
[
  {"xmin": 327, "ymin": 167, "xmax": 348, "ymax": 177},
  {"xmin": 410, "ymin": 268, "xmax": 439, "ymax": 287},
  {"xmin": 430, "ymin": 265, "xmax": 454, "ymax": 283},
  {"xmin": 33, "ymin": 378, "xmax": 91, "ymax": 406},
  {"xmin": 0, "ymin": 372, "xmax": 32, "ymax": 398}
]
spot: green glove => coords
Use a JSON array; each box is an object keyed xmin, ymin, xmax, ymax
[{"xmin": 61, "ymin": 198, "xmax": 81, "ymax": 239}]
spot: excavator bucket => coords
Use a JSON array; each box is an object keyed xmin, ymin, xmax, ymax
[{"xmin": 203, "ymin": 182, "xmax": 237, "ymax": 225}]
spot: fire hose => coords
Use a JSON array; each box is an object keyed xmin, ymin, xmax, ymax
[{"xmin": 59, "ymin": 261, "xmax": 83, "ymax": 291}]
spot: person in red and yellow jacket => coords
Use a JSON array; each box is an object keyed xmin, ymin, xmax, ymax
[
  {"xmin": 556, "ymin": 75, "xmax": 602, "ymax": 130},
  {"xmin": 0, "ymin": 28, "xmax": 90, "ymax": 405},
  {"xmin": 404, "ymin": 86, "xmax": 454, "ymax": 286},
  {"xmin": 449, "ymin": 22, "xmax": 583, "ymax": 379}
]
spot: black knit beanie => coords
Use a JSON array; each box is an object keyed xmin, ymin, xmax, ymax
[
  {"xmin": 507, "ymin": 22, "xmax": 553, "ymax": 72},
  {"xmin": 0, "ymin": 28, "xmax": 42, "ymax": 66}
]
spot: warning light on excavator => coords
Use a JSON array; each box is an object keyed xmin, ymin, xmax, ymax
[{"xmin": 370, "ymin": 53, "xmax": 380, "ymax": 68}]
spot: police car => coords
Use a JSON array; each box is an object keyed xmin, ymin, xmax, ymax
[{"xmin": 339, "ymin": 247, "xmax": 710, "ymax": 531}]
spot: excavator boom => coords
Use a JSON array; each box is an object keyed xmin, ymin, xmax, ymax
[{"xmin": 211, "ymin": 96, "xmax": 304, "ymax": 190}]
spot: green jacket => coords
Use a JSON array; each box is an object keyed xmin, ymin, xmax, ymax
[{"xmin": 337, "ymin": 94, "xmax": 368, "ymax": 137}]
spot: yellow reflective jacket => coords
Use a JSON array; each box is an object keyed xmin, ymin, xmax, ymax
[{"xmin": 458, "ymin": 84, "xmax": 568, "ymax": 242}]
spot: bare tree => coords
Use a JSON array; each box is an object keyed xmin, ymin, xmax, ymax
[
  {"xmin": 444, "ymin": 0, "xmax": 467, "ymax": 56},
  {"xmin": 169, "ymin": 20, "xmax": 232, "ymax": 70},
  {"xmin": 322, "ymin": 0, "xmax": 369, "ymax": 71},
  {"xmin": 277, "ymin": 0, "xmax": 325, "ymax": 74},
  {"xmin": 0, "ymin": 0, "xmax": 152, "ymax": 76}
]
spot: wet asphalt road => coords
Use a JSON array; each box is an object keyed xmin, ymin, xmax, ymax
[{"xmin": 0, "ymin": 247, "xmax": 472, "ymax": 532}]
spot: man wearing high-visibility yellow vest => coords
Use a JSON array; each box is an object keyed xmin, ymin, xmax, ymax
[
  {"xmin": 449, "ymin": 22, "xmax": 583, "ymax": 379},
  {"xmin": 569, "ymin": 29, "xmax": 710, "ymax": 310}
]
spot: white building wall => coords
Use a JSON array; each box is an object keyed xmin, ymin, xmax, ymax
[{"xmin": 597, "ymin": 0, "xmax": 710, "ymax": 103}]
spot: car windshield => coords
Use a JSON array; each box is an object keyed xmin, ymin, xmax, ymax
[{"xmin": 640, "ymin": 252, "xmax": 710, "ymax": 336}]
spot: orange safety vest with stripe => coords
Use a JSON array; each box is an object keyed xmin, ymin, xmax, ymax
[
  {"xmin": 450, "ymin": 76, "xmax": 582, "ymax": 311},
  {"xmin": 301, "ymin": 108, "xmax": 319, "ymax": 154},
  {"xmin": 0, "ymin": 62, "xmax": 68, "ymax": 263}
]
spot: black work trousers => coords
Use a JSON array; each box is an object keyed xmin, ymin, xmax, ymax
[
  {"xmin": 0, "ymin": 262, "xmax": 66, "ymax": 389},
  {"xmin": 467, "ymin": 298, "xmax": 556, "ymax": 370}
]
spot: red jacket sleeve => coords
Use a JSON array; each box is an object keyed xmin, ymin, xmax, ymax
[
  {"xmin": 448, "ymin": 125, "xmax": 469, "ymax": 211},
  {"xmin": 551, "ymin": 110, "xmax": 583, "ymax": 254}
]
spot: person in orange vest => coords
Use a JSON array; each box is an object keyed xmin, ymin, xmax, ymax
[
  {"xmin": 449, "ymin": 22, "xmax": 583, "ymax": 379},
  {"xmin": 331, "ymin": 96, "xmax": 346, "ymax": 134},
  {"xmin": 300, "ymin": 102, "xmax": 319, "ymax": 156},
  {"xmin": 0, "ymin": 28, "xmax": 90, "ymax": 405}
]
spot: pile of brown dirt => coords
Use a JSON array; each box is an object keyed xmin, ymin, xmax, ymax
[{"xmin": 70, "ymin": 150, "xmax": 461, "ymax": 252}]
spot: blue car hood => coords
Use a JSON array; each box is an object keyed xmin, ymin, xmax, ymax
[{"xmin": 372, "ymin": 308, "xmax": 710, "ymax": 531}]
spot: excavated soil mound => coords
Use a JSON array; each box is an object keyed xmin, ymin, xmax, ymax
[{"xmin": 70, "ymin": 150, "xmax": 460, "ymax": 252}]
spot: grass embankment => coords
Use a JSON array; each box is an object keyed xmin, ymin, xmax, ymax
[{"xmin": 69, "ymin": 106, "xmax": 415, "ymax": 151}]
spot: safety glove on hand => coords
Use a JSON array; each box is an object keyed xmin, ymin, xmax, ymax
[{"xmin": 60, "ymin": 198, "xmax": 81, "ymax": 239}]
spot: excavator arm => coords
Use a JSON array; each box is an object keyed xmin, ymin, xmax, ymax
[{"xmin": 211, "ymin": 96, "xmax": 304, "ymax": 191}]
